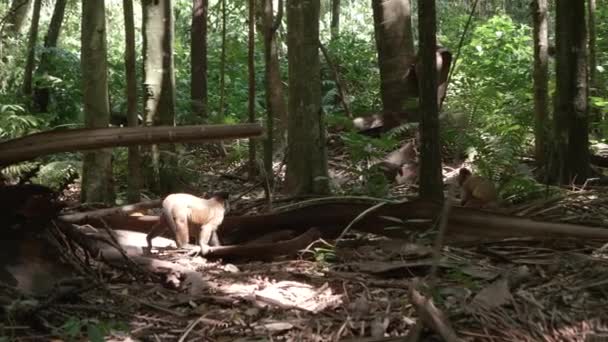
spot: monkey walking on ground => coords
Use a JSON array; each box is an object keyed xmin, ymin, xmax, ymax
[
  {"xmin": 146, "ymin": 192, "xmax": 230, "ymax": 256},
  {"xmin": 457, "ymin": 168, "xmax": 498, "ymax": 208}
]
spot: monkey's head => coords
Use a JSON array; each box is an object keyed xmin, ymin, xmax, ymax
[
  {"xmin": 211, "ymin": 191, "xmax": 230, "ymax": 213},
  {"xmin": 457, "ymin": 168, "xmax": 472, "ymax": 186}
]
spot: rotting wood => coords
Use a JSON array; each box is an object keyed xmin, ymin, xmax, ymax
[
  {"xmin": 62, "ymin": 199, "xmax": 608, "ymax": 246},
  {"xmin": 0, "ymin": 123, "xmax": 263, "ymax": 166},
  {"xmin": 203, "ymin": 228, "xmax": 320, "ymax": 260},
  {"xmin": 409, "ymin": 282, "xmax": 463, "ymax": 342},
  {"xmin": 59, "ymin": 199, "xmax": 162, "ymax": 223}
]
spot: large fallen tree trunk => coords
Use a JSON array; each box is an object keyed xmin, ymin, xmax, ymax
[
  {"xmin": 60, "ymin": 199, "xmax": 162, "ymax": 223},
  {"xmin": 60, "ymin": 199, "xmax": 608, "ymax": 244},
  {"xmin": 0, "ymin": 123, "xmax": 263, "ymax": 166}
]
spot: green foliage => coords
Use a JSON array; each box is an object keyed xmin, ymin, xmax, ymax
[
  {"xmin": 446, "ymin": 15, "xmax": 534, "ymax": 182},
  {"xmin": 340, "ymin": 131, "xmax": 399, "ymax": 197},
  {"xmin": 54, "ymin": 317, "xmax": 128, "ymax": 342},
  {"xmin": 499, "ymin": 175, "xmax": 561, "ymax": 204},
  {"xmin": 1, "ymin": 161, "xmax": 39, "ymax": 182},
  {"xmin": 590, "ymin": 96, "xmax": 608, "ymax": 138},
  {"xmin": 32, "ymin": 158, "xmax": 81, "ymax": 190},
  {"xmin": 324, "ymin": 34, "xmax": 379, "ymax": 114},
  {"xmin": 0, "ymin": 104, "xmax": 46, "ymax": 139},
  {"xmin": 312, "ymin": 246, "xmax": 337, "ymax": 263}
]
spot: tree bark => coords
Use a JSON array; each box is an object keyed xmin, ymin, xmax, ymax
[
  {"xmin": 217, "ymin": 0, "xmax": 228, "ymax": 156},
  {"xmin": 531, "ymin": 0, "xmax": 549, "ymax": 167},
  {"xmin": 417, "ymin": 0, "xmax": 443, "ymax": 200},
  {"xmin": 371, "ymin": 0, "xmax": 415, "ymax": 129},
  {"xmin": 588, "ymin": 0, "xmax": 599, "ymax": 137},
  {"xmin": 248, "ymin": 0, "xmax": 257, "ymax": 179},
  {"xmin": 330, "ymin": 0, "xmax": 340, "ymax": 41},
  {"xmin": 0, "ymin": 124, "xmax": 264, "ymax": 166},
  {"xmin": 553, "ymin": 0, "xmax": 589, "ymax": 185},
  {"xmin": 190, "ymin": 0, "xmax": 208, "ymax": 118},
  {"xmin": 21, "ymin": 0, "xmax": 41, "ymax": 97},
  {"xmin": 33, "ymin": 0, "xmax": 67, "ymax": 113},
  {"xmin": 81, "ymin": 0, "xmax": 114, "ymax": 204},
  {"xmin": 3, "ymin": 0, "xmax": 31, "ymax": 36},
  {"xmin": 261, "ymin": 0, "xmax": 287, "ymax": 188},
  {"xmin": 285, "ymin": 0, "xmax": 329, "ymax": 195},
  {"xmin": 123, "ymin": 0, "xmax": 142, "ymax": 203},
  {"xmin": 142, "ymin": 0, "xmax": 177, "ymax": 194}
]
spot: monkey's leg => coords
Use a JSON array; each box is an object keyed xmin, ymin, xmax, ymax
[
  {"xmin": 209, "ymin": 230, "xmax": 221, "ymax": 246},
  {"xmin": 197, "ymin": 224, "xmax": 216, "ymax": 256},
  {"xmin": 173, "ymin": 214, "xmax": 190, "ymax": 248},
  {"xmin": 460, "ymin": 190, "xmax": 470, "ymax": 206},
  {"xmin": 464, "ymin": 198, "xmax": 484, "ymax": 209},
  {"xmin": 146, "ymin": 220, "xmax": 167, "ymax": 254}
]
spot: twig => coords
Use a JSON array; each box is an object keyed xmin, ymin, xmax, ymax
[
  {"xmin": 335, "ymin": 201, "xmax": 388, "ymax": 244},
  {"xmin": 178, "ymin": 315, "xmax": 205, "ymax": 342},
  {"xmin": 318, "ymin": 40, "xmax": 352, "ymax": 118}
]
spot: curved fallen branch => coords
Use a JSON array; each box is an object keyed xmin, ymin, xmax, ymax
[
  {"xmin": 61, "ymin": 199, "xmax": 608, "ymax": 247},
  {"xmin": 0, "ymin": 123, "xmax": 263, "ymax": 166}
]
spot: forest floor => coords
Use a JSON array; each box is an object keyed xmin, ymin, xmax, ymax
[{"xmin": 6, "ymin": 137, "xmax": 608, "ymax": 341}]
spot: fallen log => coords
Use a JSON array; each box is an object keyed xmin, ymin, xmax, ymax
[
  {"xmin": 0, "ymin": 123, "xmax": 263, "ymax": 166},
  {"xmin": 62, "ymin": 199, "xmax": 608, "ymax": 245},
  {"xmin": 60, "ymin": 199, "xmax": 162, "ymax": 223},
  {"xmin": 203, "ymin": 228, "xmax": 321, "ymax": 260}
]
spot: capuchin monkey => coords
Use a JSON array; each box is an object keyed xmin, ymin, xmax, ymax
[
  {"xmin": 146, "ymin": 191, "xmax": 230, "ymax": 256},
  {"xmin": 457, "ymin": 168, "xmax": 498, "ymax": 208}
]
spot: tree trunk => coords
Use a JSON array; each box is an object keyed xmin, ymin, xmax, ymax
[
  {"xmin": 553, "ymin": 0, "xmax": 589, "ymax": 184},
  {"xmin": 285, "ymin": 0, "xmax": 329, "ymax": 195},
  {"xmin": 588, "ymin": 0, "xmax": 599, "ymax": 137},
  {"xmin": 123, "ymin": 0, "xmax": 142, "ymax": 203},
  {"xmin": 217, "ymin": 0, "xmax": 228, "ymax": 156},
  {"xmin": 21, "ymin": 0, "xmax": 41, "ymax": 97},
  {"xmin": 531, "ymin": 0, "xmax": 549, "ymax": 167},
  {"xmin": 261, "ymin": 0, "xmax": 286, "ymax": 189},
  {"xmin": 190, "ymin": 0, "xmax": 208, "ymax": 119},
  {"xmin": 248, "ymin": 0, "xmax": 257, "ymax": 179},
  {"xmin": 33, "ymin": 0, "xmax": 67, "ymax": 113},
  {"xmin": 142, "ymin": 0, "xmax": 176, "ymax": 194},
  {"xmin": 371, "ymin": 0, "xmax": 415, "ymax": 129},
  {"xmin": 3, "ymin": 0, "xmax": 31, "ymax": 36},
  {"xmin": 330, "ymin": 0, "xmax": 340, "ymax": 41},
  {"xmin": 417, "ymin": 0, "xmax": 442, "ymax": 201},
  {"xmin": 81, "ymin": 0, "xmax": 114, "ymax": 204},
  {"xmin": 0, "ymin": 124, "xmax": 264, "ymax": 166}
]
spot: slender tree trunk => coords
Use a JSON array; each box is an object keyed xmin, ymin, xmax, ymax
[
  {"xmin": 123, "ymin": 0, "xmax": 142, "ymax": 203},
  {"xmin": 142, "ymin": 0, "xmax": 176, "ymax": 194},
  {"xmin": 217, "ymin": 0, "xmax": 228, "ymax": 156},
  {"xmin": 285, "ymin": 0, "xmax": 329, "ymax": 195},
  {"xmin": 417, "ymin": 0, "xmax": 442, "ymax": 201},
  {"xmin": 81, "ymin": 0, "xmax": 114, "ymax": 204},
  {"xmin": 191, "ymin": 0, "xmax": 208, "ymax": 119},
  {"xmin": 532, "ymin": 0, "xmax": 549, "ymax": 167},
  {"xmin": 330, "ymin": 0, "xmax": 340, "ymax": 41},
  {"xmin": 33, "ymin": 0, "xmax": 67, "ymax": 113},
  {"xmin": 3, "ymin": 0, "xmax": 31, "ymax": 36},
  {"xmin": 248, "ymin": 0, "xmax": 257, "ymax": 178},
  {"xmin": 219, "ymin": 0, "xmax": 227, "ymax": 121},
  {"xmin": 553, "ymin": 0, "xmax": 589, "ymax": 184},
  {"xmin": 22, "ymin": 0, "xmax": 41, "ymax": 97},
  {"xmin": 588, "ymin": 0, "xmax": 599, "ymax": 137},
  {"xmin": 371, "ymin": 0, "xmax": 415, "ymax": 129},
  {"xmin": 261, "ymin": 0, "xmax": 286, "ymax": 189}
]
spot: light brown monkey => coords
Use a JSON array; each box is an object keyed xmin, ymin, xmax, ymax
[
  {"xmin": 457, "ymin": 168, "xmax": 498, "ymax": 208},
  {"xmin": 395, "ymin": 162, "xmax": 419, "ymax": 185},
  {"xmin": 146, "ymin": 191, "xmax": 230, "ymax": 255}
]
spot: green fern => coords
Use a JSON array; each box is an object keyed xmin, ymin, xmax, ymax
[{"xmin": 33, "ymin": 160, "xmax": 81, "ymax": 190}]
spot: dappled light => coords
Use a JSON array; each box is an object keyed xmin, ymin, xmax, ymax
[{"xmin": 1, "ymin": 0, "xmax": 608, "ymax": 340}]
